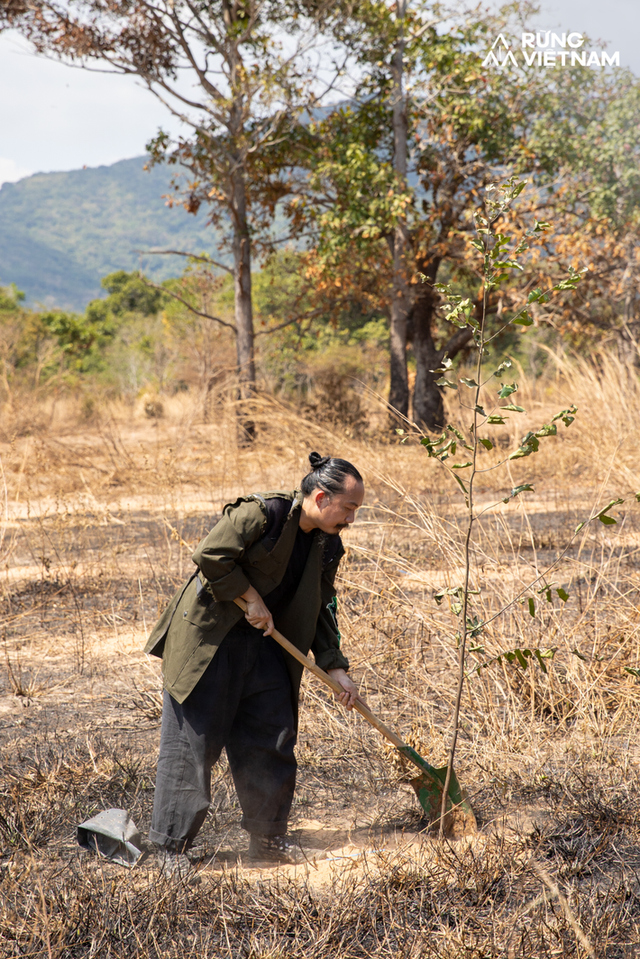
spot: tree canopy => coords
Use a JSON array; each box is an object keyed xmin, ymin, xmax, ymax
[{"xmin": 3, "ymin": 0, "xmax": 640, "ymax": 431}]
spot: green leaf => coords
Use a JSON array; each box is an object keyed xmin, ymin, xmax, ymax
[
  {"xmin": 460, "ymin": 377, "xmax": 478, "ymax": 388},
  {"xmin": 625, "ymin": 667, "xmax": 640, "ymax": 679},
  {"xmin": 487, "ymin": 414, "xmax": 506, "ymax": 424},
  {"xmin": 467, "ymin": 615, "xmax": 484, "ymax": 638},
  {"xmin": 528, "ymin": 597, "xmax": 535, "ymax": 617},
  {"xmin": 473, "ymin": 645, "xmax": 555, "ymax": 678},
  {"xmin": 533, "ymin": 648, "xmax": 556, "ymax": 673},
  {"xmin": 556, "ymin": 588, "xmax": 569, "ymax": 602},
  {"xmin": 469, "ymin": 644, "xmax": 485, "ymax": 654},
  {"xmin": 451, "ymin": 602, "xmax": 463, "ymax": 615},
  {"xmin": 510, "ymin": 432, "xmax": 539, "ymax": 460},
  {"xmin": 553, "ymin": 267, "xmax": 587, "ymax": 292},
  {"xmin": 527, "ymin": 288, "xmax": 544, "ymax": 302},
  {"xmin": 635, "ymin": 492, "xmax": 640, "ymax": 502},
  {"xmin": 551, "ymin": 405, "xmax": 578, "ymax": 427},
  {"xmin": 501, "ymin": 404, "xmax": 526, "ymax": 413},
  {"xmin": 435, "ymin": 377, "xmax": 457, "ymax": 389},
  {"xmin": 431, "ymin": 355, "xmax": 453, "ymax": 376},
  {"xmin": 492, "ymin": 360, "xmax": 512, "ymax": 377},
  {"xmin": 451, "ymin": 471, "xmax": 469, "ymax": 496},
  {"xmin": 511, "ymin": 483, "xmax": 534, "ymax": 497},
  {"xmin": 493, "ymin": 260, "xmax": 523, "ymax": 273},
  {"xmin": 452, "ymin": 461, "xmax": 473, "ymax": 469},
  {"xmin": 575, "ymin": 522, "xmax": 585, "ymax": 533},
  {"xmin": 479, "ymin": 438, "xmax": 493, "ymax": 450},
  {"xmin": 596, "ymin": 498, "xmax": 624, "ymax": 526},
  {"xmin": 434, "ymin": 586, "xmax": 464, "ymax": 605},
  {"xmin": 442, "ymin": 295, "xmax": 474, "ymax": 328},
  {"xmin": 572, "ymin": 648, "xmax": 588, "ymax": 662},
  {"xmin": 474, "ymin": 405, "xmax": 487, "ymax": 416},
  {"xmin": 498, "ymin": 383, "xmax": 518, "ymax": 398},
  {"xmin": 512, "ymin": 312, "xmax": 534, "ymax": 326},
  {"xmin": 420, "ymin": 436, "xmax": 435, "ymax": 456},
  {"xmin": 447, "ymin": 425, "xmax": 473, "ymax": 450}
]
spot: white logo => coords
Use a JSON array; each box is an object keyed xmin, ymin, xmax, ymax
[{"xmin": 482, "ymin": 33, "xmax": 620, "ymax": 69}]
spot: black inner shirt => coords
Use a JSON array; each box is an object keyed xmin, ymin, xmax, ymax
[{"xmin": 263, "ymin": 524, "xmax": 314, "ymax": 619}]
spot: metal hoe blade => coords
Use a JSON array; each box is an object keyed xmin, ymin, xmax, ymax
[{"xmin": 399, "ymin": 745, "xmax": 477, "ymax": 839}]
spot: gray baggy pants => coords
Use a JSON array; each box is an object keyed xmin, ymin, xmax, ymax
[{"xmin": 149, "ymin": 624, "xmax": 297, "ymax": 851}]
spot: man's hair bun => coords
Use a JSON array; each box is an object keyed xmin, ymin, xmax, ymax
[
  {"xmin": 301, "ymin": 452, "xmax": 363, "ymax": 498},
  {"xmin": 309, "ymin": 451, "xmax": 331, "ymax": 470}
]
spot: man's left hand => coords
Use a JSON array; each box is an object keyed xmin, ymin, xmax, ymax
[{"xmin": 326, "ymin": 668, "xmax": 368, "ymax": 711}]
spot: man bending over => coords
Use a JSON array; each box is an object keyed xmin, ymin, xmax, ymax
[{"xmin": 144, "ymin": 452, "xmax": 366, "ymax": 870}]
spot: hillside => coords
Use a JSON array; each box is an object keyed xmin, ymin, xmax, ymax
[{"xmin": 0, "ymin": 157, "xmax": 225, "ymax": 310}]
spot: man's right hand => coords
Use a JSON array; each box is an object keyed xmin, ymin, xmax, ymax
[{"xmin": 239, "ymin": 586, "xmax": 274, "ymax": 636}]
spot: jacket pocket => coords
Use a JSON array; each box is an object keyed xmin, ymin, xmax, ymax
[{"xmin": 185, "ymin": 602, "xmax": 221, "ymax": 632}]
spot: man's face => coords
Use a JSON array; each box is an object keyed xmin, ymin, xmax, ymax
[{"xmin": 314, "ymin": 476, "xmax": 364, "ymax": 535}]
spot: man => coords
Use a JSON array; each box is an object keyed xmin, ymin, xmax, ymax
[{"xmin": 144, "ymin": 452, "xmax": 366, "ymax": 870}]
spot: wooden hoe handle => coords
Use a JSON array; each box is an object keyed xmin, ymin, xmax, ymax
[{"xmin": 233, "ymin": 597, "xmax": 406, "ymax": 751}]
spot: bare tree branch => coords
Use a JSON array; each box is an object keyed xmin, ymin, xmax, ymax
[
  {"xmin": 254, "ymin": 307, "xmax": 325, "ymax": 337},
  {"xmin": 441, "ymin": 325, "xmax": 474, "ymax": 360},
  {"xmin": 137, "ymin": 249, "xmax": 233, "ymax": 274},
  {"xmin": 141, "ymin": 278, "xmax": 236, "ymax": 331}
]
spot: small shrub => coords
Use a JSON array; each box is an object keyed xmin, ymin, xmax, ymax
[{"xmin": 143, "ymin": 396, "xmax": 164, "ymax": 419}]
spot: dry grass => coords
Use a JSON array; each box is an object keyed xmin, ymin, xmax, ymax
[{"xmin": 1, "ymin": 350, "xmax": 640, "ymax": 957}]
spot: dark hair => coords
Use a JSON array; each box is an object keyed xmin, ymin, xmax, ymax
[{"xmin": 301, "ymin": 452, "xmax": 363, "ymax": 497}]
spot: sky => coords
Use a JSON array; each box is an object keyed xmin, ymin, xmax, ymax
[{"xmin": 0, "ymin": 0, "xmax": 638, "ymax": 187}]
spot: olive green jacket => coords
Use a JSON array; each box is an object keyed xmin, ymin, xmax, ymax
[{"xmin": 144, "ymin": 490, "xmax": 349, "ymax": 707}]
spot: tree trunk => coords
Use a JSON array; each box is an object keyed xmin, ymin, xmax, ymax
[
  {"xmin": 232, "ymin": 172, "xmax": 255, "ymax": 386},
  {"xmin": 224, "ymin": 24, "xmax": 256, "ymax": 439},
  {"xmin": 388, "ymin": 0, "xmax": 410, "ymax": 425},
  {"xmin": 412, "ymin": 257, "xmax": 476, "ymax": 431},
  {"xmin": 412, "ymin": 271, "xmax": 445, "ymax": 432},
  {"xmin": 231, "ymin": 167, "xmax": 256, "ymax": 442},
  {"xmin": 226, "ymin": 23, "xmax": 256, "ymax": 443}
]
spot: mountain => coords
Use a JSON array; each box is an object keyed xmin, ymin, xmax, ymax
[{"xmin": 0, "ymin": 157, "xmax": 226, "ymax": 310}]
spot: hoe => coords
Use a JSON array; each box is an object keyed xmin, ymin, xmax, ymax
[{"xmin": 235, "ymin": 599, "xmax": 477, "ymax": 839}]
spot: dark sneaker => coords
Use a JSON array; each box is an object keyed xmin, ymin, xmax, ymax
[{"xmin": 247, "ymin": 834, "xmax": 308, "ymax": 865}]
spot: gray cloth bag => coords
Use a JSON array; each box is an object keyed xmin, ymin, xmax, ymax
[{"xmin": 77, "ymin": 809, "xmax": 144, "ymax": 867}]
